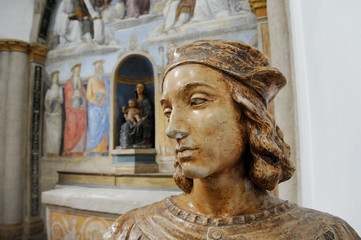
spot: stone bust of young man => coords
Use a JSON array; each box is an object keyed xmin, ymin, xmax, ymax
[{"xmin": 104, "ymin": 40, "xmax": 360, "ymax": 239}]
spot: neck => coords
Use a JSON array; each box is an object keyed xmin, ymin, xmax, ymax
[
  {"xmin": 176, "ymin": 162, "xmax": 281, "ymax": 218},
  {"xmin": 137, "ymin": 93, "xmax": 144, "ymax": 99}
]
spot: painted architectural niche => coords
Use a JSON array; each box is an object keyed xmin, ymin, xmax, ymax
[
  {"xmin": 114, "ymin": 55, "xmax": 155, "ymax": 150},
  {"xmin": 43, "ymin": 0, "xmax": 257, "ymax": 165}
]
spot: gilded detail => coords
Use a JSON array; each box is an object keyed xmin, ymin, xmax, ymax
[{"xmin": 0, "ymin": 39, "xmax": 29, "ymax": 53}]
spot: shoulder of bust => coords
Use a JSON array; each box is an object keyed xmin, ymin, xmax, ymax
[
  {"xmin": 103, "ymin": 199, "xmax": 167, "ymax": 240},
  {"xmin": 286, "ymin": 205, "xmax": 360, "ymax": 239}
]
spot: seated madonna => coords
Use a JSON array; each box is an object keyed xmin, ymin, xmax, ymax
[{"xmin": 104, "ymin": 40, "xmax": 360, "ymax": 240}]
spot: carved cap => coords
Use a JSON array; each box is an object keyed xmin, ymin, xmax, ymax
[{"xmin": 162, "ymin": 40, "xmax": 286, "ymax": 106}]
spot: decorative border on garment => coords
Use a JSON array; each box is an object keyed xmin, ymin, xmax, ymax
[{"xmin": 164, "ymin": 197, "xmax": 295, "ymax": 227}]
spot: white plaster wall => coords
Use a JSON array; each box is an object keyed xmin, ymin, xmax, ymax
[
  {"xmin": 0, "ymin": 0, "xmax": 35, "ymax": 42},
  {"xmin": 289, "ymin": 0, "xmax": 361, "ymax": 234}
]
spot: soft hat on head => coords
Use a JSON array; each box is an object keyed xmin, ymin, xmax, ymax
[{"xmin": 162, "ymin": 40, "xmax": 286, "ymax": 107}]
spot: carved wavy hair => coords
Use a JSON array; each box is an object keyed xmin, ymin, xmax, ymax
[{"xmin": 173, "ymin": 70, "xmax": 295, "ymax": 193}]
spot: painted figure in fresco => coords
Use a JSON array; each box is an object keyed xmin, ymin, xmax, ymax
[
  {"xmin": 101, "ymin": 0, "xmax": 125, "ymax": 23},
  {"xmin": 63, "ymin": 64, "xmax": 87, "ymax": 156},
  {"xmin": 85, "ymin": 60, "xmax": 110, "ymax": 155},
  {"xmin": 104, "ymin": 40, "xmax": 360, "ymax": 239},
  {"xmin": 74, "ymin": 0, "xmax": 94, "ymax": 41},
  {"xmin": 162, "ymin": 0, "xmax": 195, "ymax": 32},
  {"xmin": 95, "ymin": 0, "xmax": 112, "ymax": 11},
  {"xmin": 43, "ymin": 70, "xmax": 63, "ymax": 156},
  {"xmin": 192, "ymin": 0, "xmax": 240, "ymax": 22},
  {"xmin": 83, "ymin": 0, "xmax": 105, "ymax": 44},
  {"xmin": 53, "ymin": 0, "xmax": 82, "ymax": 46},
  {"xmin": 122, "ymin": 99, "xmax": 141, "ymax": 124},
  {"xmin": 123, "ymin": 0, "xmax": 150, "ymax": 18},
  {"xmin": 119, "ymin": 83, "xmax": 153, "ymax": 148}
]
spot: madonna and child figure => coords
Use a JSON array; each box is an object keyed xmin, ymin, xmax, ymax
[
  {"xmin": 105, "ymin": 40, "xmax": 360, "ymax": 239},
  {"xmin": 119, "ymin": 83, "xmax": 153, "ymax": 148}
]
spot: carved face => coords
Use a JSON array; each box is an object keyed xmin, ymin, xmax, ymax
[
  {"xmin": 161, "ymin": 64, "xmax": 246, "ymax": 179},
  {"xmin": 136, "ymin": 83, "xmax": 145, "ymax": 96},
  {"xmin": 128, "ymin": 99, "xmax": 136, "ymax": 108}
]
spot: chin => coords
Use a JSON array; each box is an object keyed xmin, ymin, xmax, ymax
[{"xmin": 182, "ymin": 165, "xmax": 211, "ymax": 179}]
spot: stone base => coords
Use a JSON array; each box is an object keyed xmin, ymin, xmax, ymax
[
  {"xmin": 111, "ymin": 162, "xmax": 159, "ymax": 173},
  {"xmin": 24, "ymin": 218, "xmax": 43, "ymax": 236},
  {"xmin": 0, "ymin": 222, "xmax": 23, "ymax": 240},
  {"xmin": 111, "ymin": 148, "xmax": 158, "ymax": 173}
]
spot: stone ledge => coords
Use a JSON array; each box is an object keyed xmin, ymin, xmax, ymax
[
  {"xmin": 57, "ymin": 171, "xmax": 177, "ymax": 188},
  {"xmin": 42, "ymin": 185, "xmax": 180, "ymax": 215},
  {"xmin": 111, "ymin": 148, "xmax": 157, "ymax": 155}
]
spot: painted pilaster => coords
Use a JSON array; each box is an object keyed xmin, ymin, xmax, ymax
[
  {"xmin": 249, "ymin": 0, "xmax": 270, "ymax": 57},
  {"xmin": 24, "ymin": 43, "xmax": 49, "ymax": 235}
]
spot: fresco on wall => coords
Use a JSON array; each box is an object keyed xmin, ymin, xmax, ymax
[
  {"xmin": 50, "ymin": 211, "xmax": 113, "ymax": 240},
  {"xmin": 85, "ymin": 60, "xmax": 110, "ymax": 155},
  {"xmin": 44, "ymin": 0, "xmax": 257, "ymax": 158},
  {"xmin": 62, "ymin": 64, "xmax": 87, "ymax": 157},
  {"xmin": 43, "ymin": 71, "xmax": 63, "ymax": 157}
]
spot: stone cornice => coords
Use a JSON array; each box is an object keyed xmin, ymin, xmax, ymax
[
  {"xmin": 0, "ymin": 40, "xmax": 49, "ymax": 63},
  {"xmin": 249, "ymin": 0, "xmax": 267, "ymax": 18},
  {"xmin": 0, "ymin": 39, "xmax": 29, "ymax": 53},
  {"xmin": 29, "ymin": 42, "xmax": 49, "ymax": 63}
]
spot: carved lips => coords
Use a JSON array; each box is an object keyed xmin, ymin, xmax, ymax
[{"xmin": 176, "ymin": 146, "xmax": 199, "ymax": 160}]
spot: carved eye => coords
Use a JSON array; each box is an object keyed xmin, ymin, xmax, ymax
[
  {"xmin": 190, "ymin": 97, "xmax": 207, "ymax": 106},
  {"xmin": 163, "ymin": 108, "xmax": 171, "ymax": 119}
]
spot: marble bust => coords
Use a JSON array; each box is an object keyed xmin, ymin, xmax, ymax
[{"xmin": 104, "ymin": 40, "xmax": 360, "ymax": 239}]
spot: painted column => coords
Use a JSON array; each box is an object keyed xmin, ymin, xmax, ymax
[
  {"xmin": 0, "ymin": 40, "xmax": 49, "ymax": 238},
  {"xmin": 0, "ymin": 47, "xmax": 10, "ymax": 228},
  {"xmin": 0, "ymin": 39, "xmax": 29, "ymax": 238}
]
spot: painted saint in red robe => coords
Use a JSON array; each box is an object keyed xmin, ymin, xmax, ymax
[{"xmin": 63, "ymin": 63, "xmax": 87, "ymax": 156}]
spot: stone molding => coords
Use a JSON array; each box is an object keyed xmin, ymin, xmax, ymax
[
  {"xmin": 29, "ymin": 42, "xmax": 49, "ymax": 63},
  {"xmin": 249, "ymin": 0, "xmax": 267, "ymax": 18},
  {"xmin": 0, "ymin": 39, "xmax": 29, "ymax": 53},
  {"xmin": 24, "ymin": 218, "xmax": 44, "ymax": 235},
  {"xmin": 0, "ymin": 222, "xmax": 24, "ymax": 239},
  {"xmin": 0, "ymin": 40, "xmax": 49, "ymax": 63}
]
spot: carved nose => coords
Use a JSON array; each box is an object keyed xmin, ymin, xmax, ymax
[
  {"xmin": 166, "ymin": 129, "xmax": 187, "ymax": 140},
  {"xmin": 165, "ymin": 108, "xmax": 188, "ymax": 140}
]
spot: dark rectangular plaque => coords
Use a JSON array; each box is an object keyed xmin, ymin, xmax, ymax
[{"xmin": 30, "ymin": 65, "xmax": 42, "ymax": 217}]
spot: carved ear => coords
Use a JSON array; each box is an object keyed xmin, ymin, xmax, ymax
[{"xmin": 249, "ymin": 155, "xmax": 282, "ymax": 191}]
